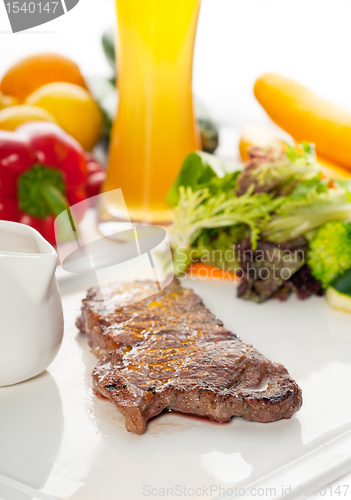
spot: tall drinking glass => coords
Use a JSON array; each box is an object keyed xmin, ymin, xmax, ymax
[{"xmin": 103, "ymin": 0, "xmax": 201, "ymax": 225}]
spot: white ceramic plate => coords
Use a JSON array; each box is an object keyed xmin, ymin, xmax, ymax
[{"xmin": 1, "ymin": 274, "xmax": 351, "ymax": 500}]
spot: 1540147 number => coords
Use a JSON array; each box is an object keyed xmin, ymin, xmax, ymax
[{"xmin": 5, "ymin": 2, "xmax": 59, "ymax": 14}]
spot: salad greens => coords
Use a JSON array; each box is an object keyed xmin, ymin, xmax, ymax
[
  {"xmin": 262, "ymin": 187, "xmax": 351, "ymax": 243},
  {"xmin": 235, "ymin": 142, "xmax": 318, "ymax": 197},
  {"xmin": 170, "ymin": 186, "xmax": 282, "ymax": 273},
  {"xmin": 166, "ymin": 151, "xmax": 241, "ymax": 206},
  {"xmin": 168, "ymin": 145, "xmax": 351, "ymax": 302}
]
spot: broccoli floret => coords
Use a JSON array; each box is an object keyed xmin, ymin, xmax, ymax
[{"xmin": 308, "ymin": 221, "xmax": 351, "ymax": 288}]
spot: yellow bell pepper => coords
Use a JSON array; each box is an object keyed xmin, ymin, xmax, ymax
[{"xmin": 254, "ymin": 73, "xmax": 351, "ymax": 171}]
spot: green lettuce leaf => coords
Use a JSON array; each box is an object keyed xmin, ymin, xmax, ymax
[
  {"xmin": 168, "ymin": 147, "xmax": 351, "ymax": 277},
  {"xmin": 262, "ymin": 188, "xmax": 351, "ymax": 243},
  {"xmin": 336, "ymin": 180, "xmax": 351, "ymax": 203},
  {"xmin": 169, "ymin": 186, "xmax": 283, "ymax": 256},
  {"xmin": 166, "ymin": 151, "xmax": 241, "ymax": 206}
]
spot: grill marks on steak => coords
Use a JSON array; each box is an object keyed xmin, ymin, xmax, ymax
[{"xmin": 77, "ymin": 279, "xmax": 302, "ymax": 434}]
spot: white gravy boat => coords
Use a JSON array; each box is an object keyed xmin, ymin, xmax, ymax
[{"xmin": 0, "ymin": 221, "xmax": 64, "ymax": 386}]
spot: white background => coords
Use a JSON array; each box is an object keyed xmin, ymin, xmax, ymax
[
  {"xmin": 1, "ymin": 0, "xmax": 351, "ymax": 130},
  {"xmin": 0, "ymin": 0, "xmax": 351, "ymax": 495}
]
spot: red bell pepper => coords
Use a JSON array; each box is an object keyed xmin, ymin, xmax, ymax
[
  {"xmin": 84, "ymin": 152, "xmax": 107, "ymax": 199},
  {"xmin": 0, "ymin": 122, "xmax": 89, "ymax": 246}
]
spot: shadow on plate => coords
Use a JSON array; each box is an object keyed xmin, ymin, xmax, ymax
[{"xmin": 0, "ymin": 371, "xmax": 63, "ymax": 493}]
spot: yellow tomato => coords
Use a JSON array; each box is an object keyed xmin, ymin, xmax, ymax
[
  {"xmin": 26, "ymin": 82, "xmax": 103, "ymax": 151},
  {"xmin": 0, "ymin": 105, "xmax": 56, "ymax": 131}
]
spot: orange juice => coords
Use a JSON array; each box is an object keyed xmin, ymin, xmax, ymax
[{"xmin": 103, "ymin": 0, "xmax": 201, "ymax": 223}]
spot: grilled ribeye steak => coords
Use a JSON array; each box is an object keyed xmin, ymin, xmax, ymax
[{"xmin": 77, "ymin": 279, "xmax": 302, "ymax": 434}]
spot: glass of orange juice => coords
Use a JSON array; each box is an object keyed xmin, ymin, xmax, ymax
[{"xmin": 102, "ymin": 0, "xmax": 201, "ymax": 225}]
